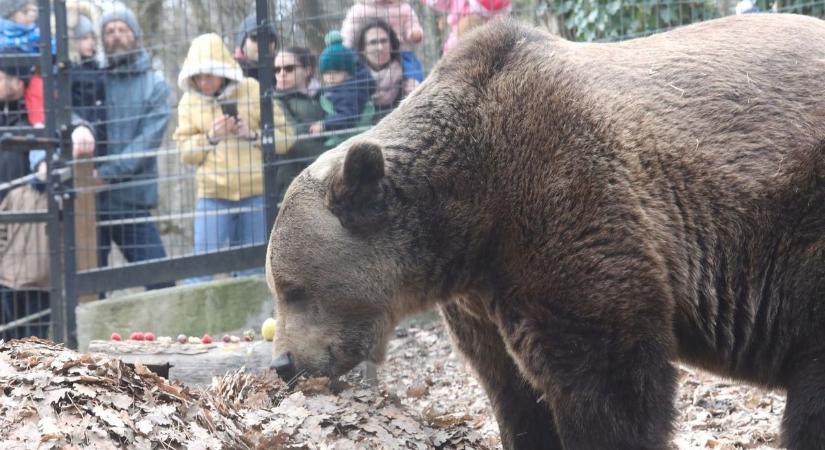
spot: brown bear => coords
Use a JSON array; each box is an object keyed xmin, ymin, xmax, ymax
[{"xmin": 266, "ymin": 14, "xmax": 825, "ymax": 450}]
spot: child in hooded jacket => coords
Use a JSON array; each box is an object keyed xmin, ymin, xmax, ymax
[
  {"xmin": 341, "ymin": 0, "xmax": 425, "ymax": 84},
  {"xmin": 173, "ymin": 33, "xmax": 294, "ymax": 282}
]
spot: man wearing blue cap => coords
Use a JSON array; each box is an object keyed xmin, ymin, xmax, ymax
[{"xmin": 234, "ymin": 13, "xmax": 278, "ymax": 81}]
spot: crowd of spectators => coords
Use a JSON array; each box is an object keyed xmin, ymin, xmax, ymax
[
  {"xmin": 272, "ymin": 0, "xmax": 510, "ymax": 197},
  {"xmin": 0, "ymin": 0, "xmax": 513, "ymax": 339}
]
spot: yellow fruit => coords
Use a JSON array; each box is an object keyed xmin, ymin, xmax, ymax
[{"xmin": 261, "ymin": 318, "xmax": 277, "ymax": 341}]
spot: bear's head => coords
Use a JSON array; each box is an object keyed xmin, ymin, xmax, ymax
[{"xmin": 266, "ymin": 140, "xmax": 451, "ymax": 380}]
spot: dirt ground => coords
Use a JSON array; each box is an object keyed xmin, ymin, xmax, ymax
[{"xmin": 380, "ymin": 319, "xmax": 786, "ymax": 450}]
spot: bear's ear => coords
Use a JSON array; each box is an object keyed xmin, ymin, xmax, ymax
[{"xmin": 328, "ymin": 141, "xmax": 387, "ymax": 233}]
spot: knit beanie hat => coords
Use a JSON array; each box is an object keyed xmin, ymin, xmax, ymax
[
  {"xmin": 235, "ymin": 13, "xmax": 277, "ymax": 53},
  {"xmin": 73, "ymin": 14, "xmax": 94, "ymax": 39},
  {"xmin": 99, "ymin": 2, "xmax": 141, "ymax": 40},
  {"xmin": 0, "ymin": 0, "xmax": 32, "ymax": 19},
  {"xmin": 318, "ymin": 31, "xmax": 356, "ymax": 75}
]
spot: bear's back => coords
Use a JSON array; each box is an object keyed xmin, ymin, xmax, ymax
[
  {"xmin": 558, "ymin": 15, "xmax": 825, "ymax": 196},
  {"xmin": 430, "ymin": 15, "xmax": 825, "ymax": 223}
]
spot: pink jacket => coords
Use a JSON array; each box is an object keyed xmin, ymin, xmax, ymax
[
  {"xmin": 341, "ymin": 0, "xmax": 424, "ymax": 52},
  {"xmin": 422, "ymin": 0, "xmax": 511, "ymax": 53}
]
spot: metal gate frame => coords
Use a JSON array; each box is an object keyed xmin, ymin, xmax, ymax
[{"xmin": 60, "ymin": 0, "xmax": 281, "ymax": 348}]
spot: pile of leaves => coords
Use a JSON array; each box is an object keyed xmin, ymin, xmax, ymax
[
  {"xmin": 1, "ymin": 320, "xmax": 790, "ymax": 450},
  {"xmin": 0, "ymin": 337, "xmax": 491, "ymax": 449}
]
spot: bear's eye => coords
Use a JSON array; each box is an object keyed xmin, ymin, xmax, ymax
[{"xmin": 369, "ymin": 200, "xmax": 384, "ymax": 214}]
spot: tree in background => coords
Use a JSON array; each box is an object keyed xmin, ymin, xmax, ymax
[{"xmin": 515, "ymin": 0, "xmax": 824, "ymax": 42}]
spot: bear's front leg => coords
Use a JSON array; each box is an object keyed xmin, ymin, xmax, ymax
[
  {"xmin": 440, "ymin": 298, "xmax": 563, "ymax": 450},
  {"xmin": 494, "ymin": 287, "xmax": 678, "ymax": 450},
  {"xmin": 781, "ymin": 353, "xmax": 825, "ymax": 449}
]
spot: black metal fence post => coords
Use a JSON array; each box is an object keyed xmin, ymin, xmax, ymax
[
  {"xmin": 34, "ymin": 0, "xmax": 70, "ymax": 345},
  {"xmin": 52, "ymin": 0, "xmax": 79, "ymax": 349},
  {"xmin": 256, "ymin": 0, "xmax": 280, "ymax": 236}
]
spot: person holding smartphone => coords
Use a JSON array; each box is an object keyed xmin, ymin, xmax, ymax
[{"xmin": 173, "ymin": 33, "xmax": 293, "ymax": 282}]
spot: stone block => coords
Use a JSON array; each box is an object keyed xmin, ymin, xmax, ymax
[{"xmin": 76, "ymin": 277, "xmax": 273, "ymax": 351}]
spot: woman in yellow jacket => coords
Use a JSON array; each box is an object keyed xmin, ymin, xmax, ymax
[{"xmin": 174, "ymin": 33, "xmax": 293, "ymax": 281}]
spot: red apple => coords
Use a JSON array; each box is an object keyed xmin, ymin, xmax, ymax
[
  {"xmin": 111, "ymin": 332, "xmax": 122, "ymax": 341},
  {"xmin": 129, "ymin": 331, "xmax": 144, "ymax": 341},
  {"xmin": 144, "ymin": 332, "xmax": 156, "ymax": 341},
  {"xmin": 201, "ymin": 334, "xmax": 213, "ymax": 344}
]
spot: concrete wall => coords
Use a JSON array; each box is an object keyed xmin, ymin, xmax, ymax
[{"xmin": 76, "ymin": 277, "xmax": 273, "ymax": 351}]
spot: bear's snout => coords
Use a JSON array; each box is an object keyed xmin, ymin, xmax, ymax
[{"xmin": 271, "ymin": 351, "xmax": 296, "ymax": 382}]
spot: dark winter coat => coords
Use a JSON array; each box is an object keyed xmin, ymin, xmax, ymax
[
  {"xmin": 98, "ymin": 49, "xmax": 171, "ymax": 214},
  {"xmin": 320, "ymin": 64, "xmax": 376, "ymax": 132},
  {"xmin": 275, "ymin": 89, "xmax": 327, "ymax": 202},
  {"xmin": 0, "ymin": 99, "xmax": 30, "ymax": 203},
  {"xmin": 70, "ymin": 57, "xmax": 107, "ymax": 157}
]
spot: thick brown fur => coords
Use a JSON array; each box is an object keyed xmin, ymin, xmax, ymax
[{"xmin": 267, "ymin": 14, "xmax": 825, "ymax": 450}]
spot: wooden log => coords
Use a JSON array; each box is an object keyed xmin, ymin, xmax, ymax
[
  {"xmin": 88, "ymin": 339, "xmax": 274, "ymax": 385},
  {"xmin": 71, "ymin": 159, "xmax": 98, "ymax": 303},
  {"xmin": 88, "ymin": 339, "xmax": 380, "ymax": 386}
]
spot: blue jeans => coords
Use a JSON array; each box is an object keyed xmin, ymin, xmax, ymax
[
  {"xmin": 189, "ymin": 196, "xmax": 266, "ymax": 283},
  {"xmin": 400, "ymin": 51, "xmax": 424, "ymax": 82},
  {"xmin": 97, "ymin": 211, "xmax": 174, "ymax": 292}
]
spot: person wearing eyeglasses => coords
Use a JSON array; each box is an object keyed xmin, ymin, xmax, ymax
[
  {"xmin": 234, "ymin": 13, "xmax": 278, "ymax": 81},
  {"xmin": 273, "ymin": 47, "xmax": 326, "ymax": 204},
  {"xmin": 341, "ymin": 0, "xmax": 425, "ymax": 86},
  {"xmin": 355, "ymin": 18, "xmax": 416, "ymax": 123}
]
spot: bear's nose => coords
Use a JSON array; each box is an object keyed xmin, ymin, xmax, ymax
[{"xmin": 271, "ymin": 351, "xmax": 296, "ymax": 381}]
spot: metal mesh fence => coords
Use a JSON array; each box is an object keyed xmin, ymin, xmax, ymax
[{"xmin": 1, "ymin": 0, "xmax": 824, "ymax": 343}]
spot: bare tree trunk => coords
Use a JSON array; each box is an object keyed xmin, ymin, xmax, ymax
[
  {"xmin": 412, "ymin": 2, "xmax": 444, "ymax": 73},
  {"xmin": 135, "ymin": 0, "xmax": 165, "ymax": 50},
  {"xmin": 716, "ymin": 0, "xmax": 734, "ymax": 15},
  {"xmin": 293, "ymin": 0, "xmax": 346, "ymax": 54}
]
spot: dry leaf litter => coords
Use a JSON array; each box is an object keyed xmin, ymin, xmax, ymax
[
  {"xmin": 369, "ymin": 321, "xmax": 787, "ymax": 450},
  {"xmin": 1, "ymin": 318, "xmax": 787, "ymax": 449},
  {"xmin": 0, "ymin": 336, "xmax": 487, "ymax": 449}
]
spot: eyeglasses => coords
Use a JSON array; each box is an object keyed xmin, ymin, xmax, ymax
[
  {"xmin": 274, "ymin": 64, "xmax": 298, "ymax": 74},
  {"xmin": 366, "ymin": 37, "xmax": 390, "ymax": 47}
]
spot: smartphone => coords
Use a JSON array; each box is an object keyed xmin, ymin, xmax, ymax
[{"xmin": 221, "ymin": 101, "xmax": 239, "ymax": 119}]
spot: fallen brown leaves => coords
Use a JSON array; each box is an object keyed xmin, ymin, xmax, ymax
[
  {"xmin": 673, "ymin": 366, "xmax": 785, "ymax": 450},
  {"xmin": 1, "ymin": 322, "xmax": 789, "ymax": 449},
  {"xmin": 379, "ymin": 321, "xmax": 788, "ymax": 450},
  {"xmin": 0, "ymin": 337, "xmax": 491, "ymax": 449}
]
